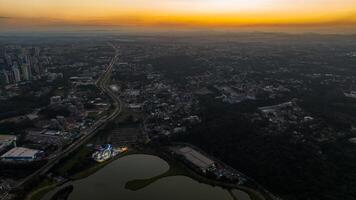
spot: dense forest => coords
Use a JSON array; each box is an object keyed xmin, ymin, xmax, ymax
[{"xmin": 178, "ymin": 94, "xmax": 356, "ymax": 200}]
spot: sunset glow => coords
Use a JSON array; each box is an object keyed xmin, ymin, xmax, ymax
[{"xmin": 0, "ymin": 0, "xmax": 356, "ymax": 31}]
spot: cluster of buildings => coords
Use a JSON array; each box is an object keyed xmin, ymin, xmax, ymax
[
  {"xmin": 257, "ymin": 101, "xmax": 313, "ymax": 134},
  {"xmin": 0, "ymin": 37, "xmax": 354, "ymax": 199},
  {"xmin": 0, "ymin": 127, "xmax": 70, "ymax": 162},
  {"xmin": 0, "ymin": 42, "xmax": 118, "ymax": 199},
  {"xmin": 0, "ymin": 134, "xmax": 42, "ymax": 162},
  {"xmin": 17, "ymin": 77, "xmax": 108, "ymax": 153},
  {"xmin": 214, "ymin": 85, "xmax": 256, "ymax": 104},
  {"xmin": 0, "ymin": 87, "xmax": 108, "ymax": 162},
  {"xmin": 115, "ymin": 62, "xmax": 201, "ymax": 139},
  {"xmin": 258, "ymin": 101, "xmax": 305, "ymax": 125},
  {"xmin": 114, "ymin": 39, "xmax": 356, "ymax": 149},
  {"xmin": 141, "ymin": 81, "xmax": 200, "ymax": 137},
  {"xmin": 0, "ymin": 44, "xmax": 113, "ymax": 164},
  {"xmin": 0, "ymin": 46, "xmax": 49, "ymax": 84},
  {"xmin": 344, "ymin": 91, "xmax": 356, "ymax": 99}
]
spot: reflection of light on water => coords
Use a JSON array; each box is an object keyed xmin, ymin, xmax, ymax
[{"xmin": 110, "ymin": 85, "xmax": 119, "ymax": 92}]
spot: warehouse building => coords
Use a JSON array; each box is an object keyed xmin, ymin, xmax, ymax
[
  {"xmin": 1, "ymin": 147, "xmax": 41, "ymax": 161},
  {"xmin": 177, "ymin": 146, "xmax": 216, "ymax": 173}
]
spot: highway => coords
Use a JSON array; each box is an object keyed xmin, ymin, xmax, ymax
[{"xmin": 12, "ymin": 44, "xmax": 122, "ymax": 192}]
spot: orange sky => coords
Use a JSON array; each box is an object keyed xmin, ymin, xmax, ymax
[{"xmin": 0, "ymin": 0, "xmax": 356, "ymax": 32}]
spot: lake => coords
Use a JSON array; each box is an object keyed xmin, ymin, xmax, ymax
[{"xmin": 42, "ymin": 154, "xmax": 250, "ymax": 200}]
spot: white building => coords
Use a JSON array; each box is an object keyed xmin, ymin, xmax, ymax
[{"xmin": 1, "ymin": 147, "xmax": 41, "ymax": 161}]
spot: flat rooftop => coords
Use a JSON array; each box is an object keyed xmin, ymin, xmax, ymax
[
  {"xmin": 1, "ymin": 147, "xmax": 39, "ymax": 159},
  {"xmin": 177, "ymin": 146, "xmax": 215, "ymax": 170},
  {"xmin": 0, "ymin": 134, "xmax": 17, "ymax": 143}
]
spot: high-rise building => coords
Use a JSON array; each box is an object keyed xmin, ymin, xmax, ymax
[
  {"xmin": 35, "ymin": 47, "xmax": 40, "ymax": 57},
  {"xmin": 21, "ymin": 64, "xmax": 31, "ymax": 81},
  {"xmin": 12, "ymin": 66, "xmax": 21, "ymax": 82},
  {"xmin": 3, "ymin": 70, "xmax": 15, "ymax": 84},
  {"xmin": 0, "ymin": 48, "xmax": 5, "ymax": 58},
  {"xmin": 1, "ymin": 71, "xmax": 9, "ymax": 84},
  {"xmin": 31, "ymin": 57, "xmax": 40, "ymax": 75},
  {"xmin": 0, "ymin": 58, "xmax": 5, "ymax": 69},
  {"xmin": 4, "ymin": 53, "xmax": 12, "ymax": 67}
]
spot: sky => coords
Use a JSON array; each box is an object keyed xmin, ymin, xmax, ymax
[{"xmin": 0, "ymin": 0, "xmax": 356, "ymax": 33}]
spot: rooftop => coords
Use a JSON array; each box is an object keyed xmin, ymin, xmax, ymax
[
  {"xmin": 178, "ymin": 146, "xmax": 215, "ymax": 170},
  {"xmin": 0, "ymin": 134, "xmax": 17, "ymax": 143},
  {"xmin": 1, "ymin": 147, "xmax": 40, "ymax": 159}
]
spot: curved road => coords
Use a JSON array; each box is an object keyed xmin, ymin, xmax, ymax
[{"xmin": 14, "ymin": 44, "xmax": 122, "ymax": 192}]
